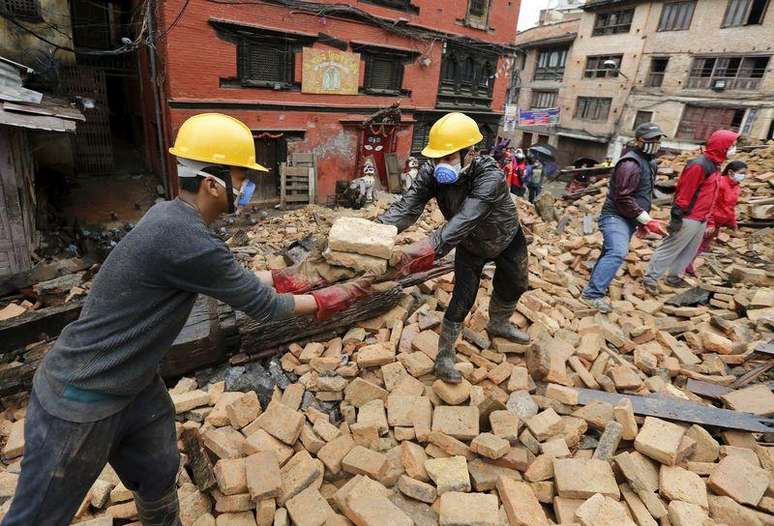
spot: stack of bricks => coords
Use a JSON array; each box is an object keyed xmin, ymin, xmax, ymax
[{"xmin": 322, "ymin": 217, "xmax": 399, "ymax": 276}]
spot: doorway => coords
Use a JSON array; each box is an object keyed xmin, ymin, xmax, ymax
[{"xmin": 253, "ymin": 135, "xmax": 288, "ymax": 204}]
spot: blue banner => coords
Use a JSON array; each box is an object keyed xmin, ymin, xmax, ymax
[{"xmin": 519, "ymin": 107, "xmax": 560, "ymax": 126}]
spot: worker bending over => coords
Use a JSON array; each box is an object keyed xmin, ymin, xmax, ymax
[
  {"xmin": 377, "ymin": 112, "xmax": 530, "ymax": 384},
  {"xmin": 2, "ymin": 114, "xmax": 369, "ymax": 526}
]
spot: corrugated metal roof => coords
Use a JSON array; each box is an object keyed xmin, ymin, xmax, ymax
[
  {"xmin": 0, "ymin": 106, "xmax": 77, "ymax": 132},
  {"xmin": 0, "ymin": 56, "xmax": 83, "ymax": 132}
]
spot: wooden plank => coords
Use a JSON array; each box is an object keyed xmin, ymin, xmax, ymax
[
  {"xmin": 686, "ymin": 379, "xmax": 732, "ymax": 400},
  {"xmin": 280, "ymin": 162, "xmax": 287, "ymax": 209},
  {"xmin": 290, "ymin": 153, "xmax": 315, "ymax": 165},
  {"xmin": 182, "ymin": 427, "xmax": 217, "ymax": 491},
  {"xmin": 576, "ymin": 387, "xmax": 774, "ymax": 433},
  {"xmin": 0, "ymin": 300, "xmax": 84, "ymax": 352},
  {"xmin": 754, "ymin": 340, "xmax": 774, "ymax": 356},
  {"xmin": 285, "ymin": 195, "xmax": 311, "ymax": 203},
  {"xmin": 159, "ymin": 295, "xmax": 229, "ymax": 378},
  {"xmin": 385, "ymin": 153, "xmax": 401, "ymax": 193}
]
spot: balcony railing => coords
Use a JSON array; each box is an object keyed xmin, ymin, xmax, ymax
[
  {"xmin": 686, "ymin": 76, "xmax": 763, "ymax": 90},
  {"xmin": 534, "ymin": 67, "xmax": 565, "ymax": 81}
]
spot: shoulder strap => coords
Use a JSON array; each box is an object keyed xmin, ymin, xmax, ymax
[{"xmin": 682, "ymin": 155, "xmax": 716, "ymax": 214}]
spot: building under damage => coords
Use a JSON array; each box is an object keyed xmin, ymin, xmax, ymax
[
  {"xmin": 510, "ymin": 0, "xmax": 774, "ymax": 166},
  {"xmin": 147, "ymin": 0, "xmax": 520, "ymax": 202}
]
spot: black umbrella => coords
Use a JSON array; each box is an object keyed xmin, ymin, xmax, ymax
[{"xmin": 528, "ymin": 143, "xmax": 558, "ymax": 162}]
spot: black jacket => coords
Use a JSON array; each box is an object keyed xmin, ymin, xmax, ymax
[{"xmin": 377, "ymin": 155, "xmax": 520, "ymax": 259}]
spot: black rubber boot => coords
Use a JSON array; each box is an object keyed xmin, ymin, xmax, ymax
[
  {"xmin": 434, "ymin": 319, "xmax": 463, "ymax": 384},
  {"xmin": 135, "ymin": 486, "xmax": 182, "ymax": 526},
  {"xmin": 486, "ymin": 296, "xmax": 530, "ymax": 344}
]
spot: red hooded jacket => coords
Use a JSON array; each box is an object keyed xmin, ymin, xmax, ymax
[
  {"xmin": 673, "ymin": 130, "xmax": 738, "ymax": 222},
  {"xmin": 709, "ymin": 174, "xmax": 741, "ymax": 229}
]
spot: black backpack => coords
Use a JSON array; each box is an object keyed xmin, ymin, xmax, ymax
[{"xmin": 673, "ymin": 154, "xmax": 717, "ymax": 217}]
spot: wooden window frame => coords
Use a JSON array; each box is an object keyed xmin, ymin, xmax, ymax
[
  {"xmin": 722, "ymin": 0, "xmax": 770, "ymax": 27},
  {"xmin": 574, "ymin": 96, "xmax": 612, "ymax": 121},
  {"xmin": 646, "ymin": 57, "xmax": 670, "ymax": 87},
  {"xmin": 437, "ymin": 44, "xmax": 497, "ymax": 109},
  {"xmin": 530, "ymin": 90, "xmax": 558, "ymax": 109},
  {"xmin": 2, "ymin": 0, "xmax": 42, "ymax": 21},
  {"xmin": 237, "ymin": 39, "xmax": 296, "ymax": 89},
  {"xmin": 592, "ymin": 8, "xmax": 635, "ymax": 36},
  {"xmin": 360, "ymin": 48, "xmax": 411, "ymax": 96},
  {"xmin": 465, "ymin": 0, "xmax": 491, "ymax": 30},
  {"xmin": 658, "ymin": 1, "xmax": 696, "ymax": 31},
  {"xmin": 583, "ymin": 54, "xmax": 623, "ymax": 79},
  {"xmin": 633, "ymin": 110, "xmax": 654, "ymax": 130},
  {"xmin": 533, "ymin": 47, "xmax": 568, "ymax": 81},
  {"xmin": 687, "ymin": 54, "xmax": 770, "ymax": 90}
]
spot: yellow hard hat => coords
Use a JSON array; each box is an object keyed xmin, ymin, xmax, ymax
[
  {"xmin": 169, "ymin": 113, "xmax": 269, "ymax": 172},
  {"xmin": 421, "ymin": 112, "xmax": 483, "ymax": 158}
]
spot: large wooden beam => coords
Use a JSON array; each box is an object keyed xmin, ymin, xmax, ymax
[{"xmin": 0, "ymin": 300, "xmax": 83, "ymax": 353}]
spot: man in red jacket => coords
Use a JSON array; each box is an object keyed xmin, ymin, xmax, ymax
[{"xmin": 643, "ymin": 129, "xmax": 739, "ymax": 291}]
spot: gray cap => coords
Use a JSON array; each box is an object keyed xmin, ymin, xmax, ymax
[{"xmin": 634, "ymin": 122, "xmax": 665, "ymax": 140}]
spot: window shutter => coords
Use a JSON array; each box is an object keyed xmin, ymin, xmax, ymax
[{"xmin": 368, "ymin": 57, "xmax": 397, "ymax": 90}]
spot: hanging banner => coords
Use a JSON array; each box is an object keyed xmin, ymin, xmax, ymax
[
  {"xmin": 503, "ymin": 104, "xmax": 518, "ymax": 132},
  {"xmin": 302, "ymin": 48, "xmax": 360, "ymax": 95},
  {"xmin": 519, "ymin": 107, "xmax": 560, "ymax": 126}
]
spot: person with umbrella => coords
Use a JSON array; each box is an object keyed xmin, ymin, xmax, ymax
[{"xmin": 526, "ymin": 143, "xmax": 558, "ymax": 203}]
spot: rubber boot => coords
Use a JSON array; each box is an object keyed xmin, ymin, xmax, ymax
[
  {"xmin": 135, "ymin": 486, "xmax": 182, "ymax": 526},
  {"xmin": 486, "ymin": 296, "xmax": 530, "ymax": 344},
  {"xmin": 433, "ymin": 319, "xmax": 463, "ymax": 384}
]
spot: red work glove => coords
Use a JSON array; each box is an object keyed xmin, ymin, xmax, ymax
[
  {"xmin": 272, "ymin": 260, "xmax": 329, "ymax": 294},
  {"xmin": 389, "ymin": 237, "xmax": 436, "ymax": 278},
  {"xmin": 311, "ymin": 277, "xmax": 373, "ymax": 321},
  {"xmin": 636, "ymin": 220, "xmax": 668, "ymax": 239}
]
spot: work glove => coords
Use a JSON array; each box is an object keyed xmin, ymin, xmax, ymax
[
  {"xmin": 636, "ymin": 219, "xmax": 668, "ymax": 239},
  {"xmin": 388, "ymin": 237, "xmax": 436, "ymax": 278},
  {"xmin": 311, "ymin": 277, "xmax": 373, "ymax": 321},
  {"xmin": 272, "ymin": 259, "xmax": 329, "ymax": 294},
  {"xmin": 667, "ymin": 206, "xmax": 684, "ymax": 235},
  {"xmin": 704, "ymin": 226, "xmax": 719, "ymax": 239}
]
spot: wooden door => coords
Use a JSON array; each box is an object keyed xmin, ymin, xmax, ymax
[
  {"xmin": 253, "ymin": 137, "xmax": 286, "ymax": 204},
  {"xmin": 0, "ymin": 127, "xmax": 35, "ymax": 278}
]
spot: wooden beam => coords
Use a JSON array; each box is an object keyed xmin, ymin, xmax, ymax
[{"xmin": 576, "ymin": 387, "xmax": 774, "ymax": 433}]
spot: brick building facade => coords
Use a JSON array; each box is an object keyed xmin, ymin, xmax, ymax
[
  {"xmin": 148, "ymin": 0, "xmax": 520, "ymax": 203},
  {"xmin": 511, "ymin": 0, "xmax": 774, "ymax": 166}
]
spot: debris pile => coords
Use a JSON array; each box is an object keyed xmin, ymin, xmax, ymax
[{"xmin": 0, "ymin": 146, "xmax": 772, "ymax": 525}]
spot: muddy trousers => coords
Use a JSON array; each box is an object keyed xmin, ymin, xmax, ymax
[
  {"xmin": 1, "ymin": 378, "xmax": 181, "ymax": 526},
  {"xmin": 445, "ymin": 227, "xmax": 529, "ymax": 324},
  {"xmin": 645, "ymin": 219, "xmax": 707, "ymax": 282}
]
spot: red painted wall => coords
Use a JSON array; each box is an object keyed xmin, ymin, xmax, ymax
[{"xmin": 154, "ymin": 0, "xmax": 520, "ymax": 200}]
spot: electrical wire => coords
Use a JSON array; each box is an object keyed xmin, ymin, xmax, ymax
[
  {"xmin": 0, "ymin": 0, "xmax": 190, "ymax": 56},
  {"xmin": 205, "ymin": 0, "xmax": 512, "ymax": 56}
]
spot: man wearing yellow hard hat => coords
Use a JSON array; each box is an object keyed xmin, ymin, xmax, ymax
[
  {"xmin": 377, "ymin": 112, "xmax": 530, "ymax": 384},
  {"xmin": 2, "ymin": 113, "xmax": 371, "ymax": 526}
]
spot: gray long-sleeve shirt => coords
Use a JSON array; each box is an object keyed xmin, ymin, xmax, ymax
[{"xmin": 34, "ymin": 198, "xmax": 294, "ymax": 423}]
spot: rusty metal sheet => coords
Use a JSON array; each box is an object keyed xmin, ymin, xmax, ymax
[
  {"xmin": 576, "ymin": 387, "xmax": 774, "ymax": 433},
  {"xmin": 0, "ymin": 107, "xmax": 76, "ymax": 132}
]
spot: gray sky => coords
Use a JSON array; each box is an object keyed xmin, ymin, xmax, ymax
[{"xmin": 518, "ymin": 0, "xmax": 553, "ymax": 31}]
